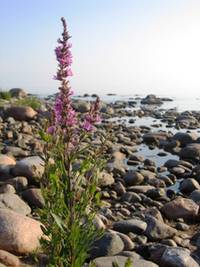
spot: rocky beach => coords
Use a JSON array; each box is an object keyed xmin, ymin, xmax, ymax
[{"xmin": 0, "ymin": 89, "xmax": 200, "ymax": 266}]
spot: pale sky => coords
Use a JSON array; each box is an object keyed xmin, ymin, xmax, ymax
[{"xmin": 1, "ymin": 0, "xmax": 200, "ymax": 97}]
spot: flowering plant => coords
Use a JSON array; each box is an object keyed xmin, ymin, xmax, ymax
[{"xmin": 39, "ymin": 17, "xmax": 106, "ymax": 267}]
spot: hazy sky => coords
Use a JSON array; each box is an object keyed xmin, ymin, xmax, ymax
[{"xmin": 1, "ymin": 0, "xmax": 200, "ymax": 96}]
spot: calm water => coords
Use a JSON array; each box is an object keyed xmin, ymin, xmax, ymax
[{"xmin": 73, "ymin": 94, "xmax": 200, "ymax": 112}]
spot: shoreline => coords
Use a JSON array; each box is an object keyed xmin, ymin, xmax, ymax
[{"xmin": 0, "ymin": 89, "xmax": 200, "ymax": 266}]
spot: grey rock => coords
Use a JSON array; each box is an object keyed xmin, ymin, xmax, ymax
[
  {"xmin": 0, "ymin": 184, "xmax": 16, "ymax": 194},
  {"xmin": 160, "ymin": 247, "xmax": 199, "ymax": 267},
  {"xmin": 161, "ymin": 239, "xmax": 177, "ymax": 247},
  {"xmin": 12, "ymin": 156, "xmax": 44, "ymax": 179},
  {"xmin": 72, "ymin": 100, "xmax": 90, "ymax": 113},
  {"xmin": 134, "ymin": 207, "xmax": 164, "ymax": 222},
  {"xmin": 141, "ymin": 95, "xmax": 163, "ymax": 105},
  {"xmin": 113, "ymin": 219, "xmax": 147, "ymax": 234},
  {"xmin": 3, "ymin": 146, "xmax": 29, "ymax": 157},
  {"xmin": 144, "ymin": 216, "xmax": 177, "ymax": 241},
  {"xmin": 128, "ymin": 185, "xmax": 155, "ymax": 193},
  {"xmin": 9, "ymin": 88, "xmax": 27, "ymax": 98},
  {"xmin": 171, "ymin": 167, "xmax": 185, "ymax": 176},
  {"xmin": 5, "ymin": 176, "xmax": 28, "ymax": 191},
  {"xmin": 93, "ymin": 256, "xmax": 158, "ymax": 267},
  {"xmin": 0, "ymin": 193, "xmax": 31, "ymax": 215},
  {"xmin": 164, "ymin": 159, "xmax": 180, "ymax": 169},
  {"xmin": 124, "ymin": 171, "xmax": 144, "ymax": 186},
  {"xmin": 180, "ymin": 179, "xmax": 200, "ymax": 194},
  {"xmin": 143, "ymin": 132, "xmax": 169, "ymax": 144},
  {"xmin": 93, "ymin": 215, "xmax": 106, "ymax": 230},
  {"xmin": 175, "ymin": 222, "xmax": 189, "ymax": 231},
  {"xmin": 114, "ymin": 182, "xmax": 126, "ymax": 195},
  {"xmin": 140, "ymin": 170, "xmax": 156, "ymax": 180},
  {"xmin": 21, "ymin": 188, "xmax": 45, "ymax": 208},
  {"xmin": 90, "ymin": 232, "xmax": 124, "ymax": 259},
  {"xmin": 113, "ymin": 231, "xmax": 135, "ymax": 250},
  {"xmin": 173, "ymin": 132, "xmax": 198, "ymax": 146},
  {"xmin": 121, "ymin": 192, "xmax": 141, "ymax": 203},
  {"xmin": 180, "ymin": 143, "xmax": 200, "ymax": 160},
  {"xmin": 190, "ymin": 190, "xmax": 200, "ymax": 204},
  {"xmin": 118, "ymin": 251, "xmax": 141, "ymax": 259},
  {"xmin": 129, "ymin": 154, "xmax": 144, "ymax": 162}
]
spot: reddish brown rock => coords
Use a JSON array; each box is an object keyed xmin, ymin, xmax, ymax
[
  {"xmin": 161, "ymin": 197, "xmax": 199, "ymax": 219},
  {"xmin": 0, "ymin": 208, "xmax": 43, "ymax": 254},
  {"xmin": 4, "ymin": 106, "xmax": 37, "ymax": 121}
]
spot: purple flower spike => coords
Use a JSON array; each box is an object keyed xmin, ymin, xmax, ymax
[
  {"xmin": 49, "ymin": 17, "xmax": 77, "ymax": 133},
  {"xmin": 49, "ymin": 17, "xmax": 101, "ymax": 137},
  {"xmin": 82, "ymin": 97, "xmax": 101, "ymax": 132}
]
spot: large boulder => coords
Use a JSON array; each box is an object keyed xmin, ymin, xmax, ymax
[
  {"xmin": 177, "ymin": 113, "xmax": 199, "ymax": 129},
  {"xmin": 173, "ymin": 132, "xmax": 198, "ymax": 146},
  {"xmin": 12, "ymin": 156, "xmax": 45, "ymax": 179},
  {"xmin": 0, "ymin": 208, "xmax": 43, "ymax": 254},
  {"xmin": 141, "ymin": 95, "xmax": 163, "ymax": 105},
  {"xmin": 4, "ymin": 106, "xmax": 37, "ymax": 121},
  {"xmin": 179, "ymin": 143, "xmax": 200, "ymax": 160},
  {"xmin": 161, "ymin": 197, "xmax": 199, "ymax": 219},
  {"xmin": 9, "ymin": 88, "xmax": 27, "ymax": 98}
]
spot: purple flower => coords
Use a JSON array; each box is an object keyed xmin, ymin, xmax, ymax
[
  {"xmin": 82, "ymin": 97, "xmax": 101, "ymax": 132},
  {"xmin": 49, "ymin": 17, "xmax": 77, "ymax": 131},
  {"xmin": 49, "ymin": 17, "xmax": 101, "ymax": 138},
  {"xmin": 82, "ymin": 120, "xmax": 93, "ymax": 132},
  {"xmin": 47, "ymin": 126, "xmax": 56, "ymax": 134}
]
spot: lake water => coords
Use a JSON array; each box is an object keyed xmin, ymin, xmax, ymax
[{"xmin": 73, "ymin": 94, "xmax": 200, "ymax": 112}]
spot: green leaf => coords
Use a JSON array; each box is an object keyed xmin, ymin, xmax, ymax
[
  {"xmin": 50, "ymin": 212, "xmax": 64, "ymax": 232},
  {"xmin": 39, "ymin": 130, "xmax": 51, "ymax": 142},
  {"xmin": 112, "ymin": 262, "xmax": 119, "ymax": 267},
  {"xmin": 124, "ymin": 258, "xmax": 132, "ymax": 267}
]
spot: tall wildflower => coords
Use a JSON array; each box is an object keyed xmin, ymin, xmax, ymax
[
  {"xmin": 49, "ymin": 17, "xmax": 100, "ymax": 136},
  {"xmin": 40, "ymin": 17, "xmax": 105, "ymax": 267}
]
